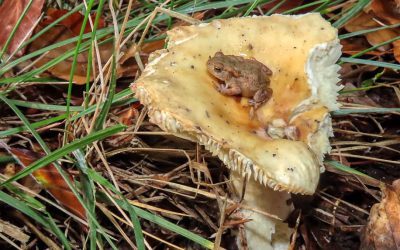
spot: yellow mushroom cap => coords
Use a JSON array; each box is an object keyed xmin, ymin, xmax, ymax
[{"xmin": 132, "ymin": 14, "xmax": 342, "ymax": 195}]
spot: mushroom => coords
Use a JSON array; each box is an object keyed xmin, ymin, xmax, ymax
[{"xmin": 132, "ymin": 13, "xmax": 341, "ymax": 249}]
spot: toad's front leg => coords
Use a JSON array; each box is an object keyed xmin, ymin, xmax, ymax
[{"xmin": 217, "ymin": 82, "xmax": 242, "ymax": 96}]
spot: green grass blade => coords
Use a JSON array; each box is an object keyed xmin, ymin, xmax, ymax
[
  {"xmin": 0, "ymin": 88, "xmax": 135, "ymax": 138},
  {"xmin": 2, "ymin": 179, "xmax": 70, "ymax": 248},
  {"xmin": 70, "ymin": 88, "xmax": 135, "ymax": 122},
  {"xmin": 340, "ymin": 57, "xmax": 400, "ymax": 70},
  {"xmin": 0, "ymin": 190, "xmax": 47, "ymax": 224},
  {"xmin": 178, "ymin": 0, "xmax": 255, "ymax": 13},
  {"xmin": 126, "ymin": 198, "xmax": 146, "ymax": 250},
  {"xmin": 0, "ymin": 190, "xmax": 72, "ymax": 250},
  {"xmin": 333, "ymin": 108, "xmax": 400, "ymax": 115},
  {"xmin": 10, "ymin": 99, "xmax": 83, "ymax": 111},
  {"xmin": 0, "ymin": 93, "xmax": 56, "ymax": 153},
  {"xmin": 0, "ymin": 30, "xmax": 107, "ymax": 78},
  {"xmin": 87, "ymin": 170, "xmax": 146, "ymax": 250},
  {"xmin": 44, "ymin": 212, "xmax": 74, "ymax": 249},
  {"xmin": 1, "ymin": 177, "xmax": 46, "ymax": 210},
  {"xmin": 73, "ymin": 149, "xmax": 98, "ymax": 250},
  {"xmin": 89, "ymin": 169, "xmax": 214, "ymax": 249},
  {"xmin": 84, "ymin": 0, "xmax": 106, "ymax": 109},
  {"xmin": 324, "ymin": 160, "xmax": 371, "ymax": 178},
  {"xmin": 64, "ymin": 0, "xmax": 96, "ymax": 145},
  {"xmin": 333, "ymin": 0, "xmax": 371, "ymax": 28},
  {"xmin": 339, "ymin": 23, "xmax": 400, "ymax": 40},
  {"xmin": 0, "ymin": 41, "xmax": 98, "ymax": 84},
  {"xmin": 243, "ymin": 0, "xmax": 264, "ymax": 17},
  {"xmin": 0, "ymin": 114, "xmax": 67, "ymax": 138},
  {"xmin": 21, "ymin": 4, "xmax": 84, "ymax": 48},
  {"xmin": 311, "ymin": 0, "xmax": 335, "ymax": 13},
  {"xmin": 351, "ymin": 35, "xmax": 400, "ymax": 58},
  {"xmin": 94, "ymin": 51, "xmax": 117, "ymax": 131},
  {"xmin": 282, "ymin": 0, "xmax": 327, "ymax": 14},
  {"xmin": 0, "ymin": 0, "xmax": 34, "ymax": 59},
  {"xmin": 0, "ymin": 92, "xmax": 122, "ymax": 248},
  {"xmin": 0, "ymin": 0, "xmax": 257, "ymax": 84},
  {"xmin": 0, "ymin": 155, "xmax": 16, "ymax": 163},
  {"xmin": 265, "ymin": 0, "xmax": 286, "ymax": 16},
  {"xmin": 6, "ymin": 4, "xmax": 84, "ymax": 65},
  {"xmin": 113, "ymin": 194, "xmax": 215, "ymax": 249}
]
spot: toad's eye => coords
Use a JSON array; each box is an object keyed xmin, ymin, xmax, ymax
[{"xmin": 214, "ymin": 66, "xmax": 222, "ymax": 72}]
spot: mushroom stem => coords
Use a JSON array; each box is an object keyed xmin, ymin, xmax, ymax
[{"xmin": 231, "ymin": 171, "xmax": 293, "ymax": 250}]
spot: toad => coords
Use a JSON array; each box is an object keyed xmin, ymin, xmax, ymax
[{"xmin": 207, "ymin": 52, "xmax": 273, "ymax": 116}]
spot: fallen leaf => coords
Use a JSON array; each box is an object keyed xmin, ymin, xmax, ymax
[
  {"xmin": 42, "ymin": 9, "xmax": 105, "ymax": 35},
  {"xmin": 344, "ymin": 3, "xmax": 400, "ymax": 62},
  {"xmin": 261, "ymin": 0, "xmax": 304, "ymax": 13},
  {"xmin": 344, "ymin": 11, "xmax": 378, "ymax": 32},
  {"xmin": 118, "ymin": 12, "xmax": 205, "ymax": 78},
  {"xmin": 340, "ymin": 38, "xmax": 386, "ymax": 56},
  {"xmin": 223, "ymin": 218, "xmax": 252, "ymax": 228},
  {"xmin": 1, "ymin": 162, "xmax": 42, "ymax": 194},
  {"xmin": 344, "ymin": 11, "xmax": 398, "ymax": 52},
  {"xmin": 0, "ymin": 0, "xmax": 44, "ymax": 56},
  {"xmin": 118, "ymin": 104, "xmax": 140, "ymax": 126},
  {"xmin": 142, "ymin": 39, "xmax": 166, "ymax": 54},
  {"xmin": 393, "ymin": 40, "xmax": 400, "ymax": 62},
  {"xmin": 366, "ymin": 0, "xmax": 400, "ymax": 25},
  {"xmin": 119, "ymin": 12, "xmax": 205, "ymax": 78},
  {"xmin": 360, "ymin": 180, "xmax": 400, "ymax": 250},
  {"xmin": 366, "ymin": 29, "xmax": 398, "ymax": 52},
  {"xmin": 29, "ymin": 8, "xmax": 112, "ymax": 84},
  {"xmin": 338, "ymin": 82, "xmax": 381, "ymax": 108},
  {"xmin": 9, "ymin": 148, "xmax": 86, "ymax": 220}
]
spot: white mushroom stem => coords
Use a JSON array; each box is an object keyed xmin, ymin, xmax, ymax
[{"xmin": 231, "ymin": 172, "xmax": 293, "ymax": 250}]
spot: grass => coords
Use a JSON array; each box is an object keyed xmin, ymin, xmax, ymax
[{"xmin": 0, "ymin": 0, "xmax": 399, "ymax": 249}]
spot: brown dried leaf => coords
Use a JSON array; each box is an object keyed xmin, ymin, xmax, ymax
[
  {"xmin": 29, "ymin": 9, "xmax": 112, "ymax": 84},
  {"xmin": 393, "ymin": 40, "xmax": 400, "ymax": 62},
  {"xmin": 42, "ymin": 9, "xmax": 105, "ymax": 35},
  {"xmin": 344, "ymin": 11, "xmax": 398, "ymax": 51},
  {"xmin": 118, "ymin": 105, "xmax": 140, "ymax": 126},
  {"xmin": 340, "ymin": 38, "xmax": 385, "ymax": 56},
  {"xmin": 117, "ymin": 40, "xmax": 165, "ymax": 78},
  {"xmin": 338, "ymin": 83, "xmax": 381, "ymax": 107},
  {"xmin": 1, "ymin": 162, "xmax": 42, "ymax": 194},
  {"xmin": 0, "ymin": 0, "xmax": 44, "ymax": 56},
  {"xmin": 261, "ymin": 0, "xmax": 304, "ymax": 13},
  {"xmin": 366, "ymin": 0, "xmax": 400, "ymax": 25},
  {"xmin": 223, "ymin": 218, "xmax": 252, "ymax": 228},
  {"xmin": 118, "ymin": 12, "xmax": 205, "ymax": 78},
  {"xmin": 10, "ymin": 147, "xmax": 86, "ymax": 220},
  {"xmin": 360, "ymin": 180, "xmax": 400, "ymax": 250},
  {"xmin": 365, "ymin": 29, "xmax": 398, "ymax": 52},
  {"xmin": 344, "ymin": 11, "xmax": 378, "ymax": 32},
  {"xmin": 345, "ymin": 5, "xmax": 400, "ymax": 61}
]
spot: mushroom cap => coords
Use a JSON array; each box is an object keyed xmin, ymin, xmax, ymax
[{"xmin": 133, "ymin": 14, "xmax": 341, "ymax": 194}]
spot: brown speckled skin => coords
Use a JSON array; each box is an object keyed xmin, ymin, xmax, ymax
[{"xmin": 207, "ymin": 52, "xmax": 273, "ymax": 109}]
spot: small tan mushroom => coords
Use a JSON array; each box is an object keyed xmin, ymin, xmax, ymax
[{"xmin": 132, "ymin": 13, "xmax": 341, "ymax": 249}]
